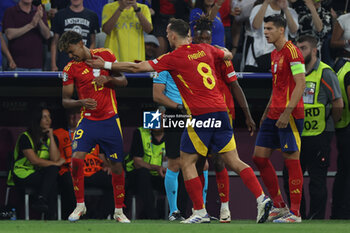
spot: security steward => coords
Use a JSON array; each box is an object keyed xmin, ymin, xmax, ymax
[
  {"xmin": 331, "ymin": 59, "xmax": 350, "ymax": 219},
  {"xmin": 125, "ymin": 126, "xmax": 167, "ymax": 219},
  {"xmin": 284, "ymin": 35, "xmax": 343, "ymax": 219}
]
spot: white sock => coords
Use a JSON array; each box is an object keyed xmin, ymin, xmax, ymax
[
  {"xmin": 195, "ymin": 208, "xmax": 207, "ymax": 217},
  {"xmin": 77, "ymin": 202, "xmax": 85, "ymax": 207},
  {"xmin": 257, "ymin": 194, "xmax": 265, "ymax": 203},
  {"xmin": 115, "ymin": 208, "xmax": 123, "ymax": 213},
  {"xmin": 221, "ymin": 202, "xmax": 229, "ymax": 211}
]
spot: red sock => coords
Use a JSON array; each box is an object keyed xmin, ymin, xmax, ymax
[
  {"xmin": 184, "ymin": 177, "xmax": 204, "ymax": 210},
  {"xmin": 240, "ymin": 167, "xmax": 264, "ymax": 199},
  {"xmin": 71, "ymin": 158, "xmax": 85, "ymax": 203},
  {"xmin": 112, "ymin": 170, "xmax": 125, "ymax": 208},
  {"xmin": 215, "ymin": 168, "xmax": 229, "ymax": 203},
  {"xmin": 253, "ymin": 157, "xmax": 286, "ymax": 208},
  {"xmin": 285, "ymin": 159, "xmax": 303, "ymax": 217}
]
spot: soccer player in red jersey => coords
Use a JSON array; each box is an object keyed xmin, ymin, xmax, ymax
[
  {"xmin": 253, "ymin": 15, "xmax": 306, "ymax": 223},
  {"xmin": 87, "ymin": 18, "xmax": 272, "ymax": 224},
  {"xmin": 192, "ymin": 16, "xmax": 256, "ymax": 223},
  {"xmin": 58, "ymin": 31, "xmax": 130, "ymax": 223}
]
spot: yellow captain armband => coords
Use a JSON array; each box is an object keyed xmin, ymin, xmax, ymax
[{"xmin": 291, "ymin": 63, "xmax": 305, "ymax": 75}]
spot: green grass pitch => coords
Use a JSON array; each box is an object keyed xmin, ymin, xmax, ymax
[{"xmin": 0, "ymin": 220, "xmax": 350, "ymax": 233}]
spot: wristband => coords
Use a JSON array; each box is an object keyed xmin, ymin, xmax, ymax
[
  {"xmin": 134, "ymin": 7, "xmax": 141, "ymax": 13},
  {"xmin": 104, "ymin": 61, "xmax": 112, "ymax": 70}
]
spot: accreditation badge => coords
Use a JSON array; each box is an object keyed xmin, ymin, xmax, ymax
[{"xmin": 303, "ymin": 81, "xmax": 316, "ymax": 104}]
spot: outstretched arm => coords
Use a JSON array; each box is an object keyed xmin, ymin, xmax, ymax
[{"xmin": 86, "ymin": 56, "xmax": 155, "ymax": 73}]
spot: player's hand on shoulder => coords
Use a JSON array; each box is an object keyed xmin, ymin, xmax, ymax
[
  {"xmin": 80, "ymin": 98, "xmax": 97, "ymax": 110},
  {"xmin": 86, "ymin": 55, "xmax": 106, "ymax": 69}
]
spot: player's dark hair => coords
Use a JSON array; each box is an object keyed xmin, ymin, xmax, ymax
[
  {"xmin": 264, "ymin": 14, "xmax": 287, "ymax": 28},
  {"xmin": 297, "ymin": 35, "xmax": 318, "ymax": 48},
  {"xmin": 58, "ymin": 30, "xmax": 83, "ymax": 52},
  {"xmin": 168, "ymin": 18, "xmax": 190, "ymax": 38},
  {"xmin": 193, "ymin": 15, "xmax": 213, "ymax": 33}
]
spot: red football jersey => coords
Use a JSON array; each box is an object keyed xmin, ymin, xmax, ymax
[
  {"xmin": 268, "ymin": 41, "xmax": 305, "ymax": 120},
  {"xmin": 148, "ymin": 43, "xmax": 228, "ymax": 116},
  {"xmin": 215, "ymin": 60, "xmax": 237, "ymax": 120},
  {"xmin": 62, "ymin": 48, "xmax": 118, "ymax": 121}
]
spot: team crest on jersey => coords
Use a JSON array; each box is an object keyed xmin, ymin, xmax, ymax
[{"xmin": 62, "ymin": 72, "xmax": 68, "ymax": 82}]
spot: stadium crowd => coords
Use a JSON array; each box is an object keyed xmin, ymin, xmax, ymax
[{"xmin": 0, "ymin": 0, "xmax": 350, "ymax": 223}]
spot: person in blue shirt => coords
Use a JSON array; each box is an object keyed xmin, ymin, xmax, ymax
[
  {"xmin": 189, "ymin": 0, "xmax": 225, "ymax": 47},
  {"xmin": 0, "ymin": 24, "xmax": 16, "ymax": 71},
  {"xmin": 83, "ymin": 0, "xmax": 108, "ymax": 27},
  {"xmin": 153, "ymin": 70, "xmax": 190, "ymax": 221}
]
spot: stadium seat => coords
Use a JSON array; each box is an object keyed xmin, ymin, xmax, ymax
[
  {"xmin": 130, "ymin": 192, "xmax": 168, "ymax": 220},
  {"xmin": 5, "ymin": 186, "xmax": 62, "ymax": 220}
]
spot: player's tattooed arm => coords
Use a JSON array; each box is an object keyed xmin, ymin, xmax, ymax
[{"xmin": 62, "ymin": 84, "xmax": 97, "ymax": 110}]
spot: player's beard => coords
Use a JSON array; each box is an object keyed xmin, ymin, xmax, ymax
[{"xmin": 304, "ymin": 53, "xmax": 312, "ymax": 65}]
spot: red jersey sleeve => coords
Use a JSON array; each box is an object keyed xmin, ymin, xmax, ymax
[
  {"xmin": 148, "ymin": 52, "xmax": 172, "ymax": 73},
  {"xmin": 62, "ymin": 62, "xmax": 74, "ymax": 86},
  {"xmin": 207, "ymin": 44, "xmax": 225, "ymax": 60},
  {"xmin": 97, "ymin": 48, "xmax": 117, "ymax": 63},
  {"xmin": 221, "ymin": 60, "xmax": 237, "ymax": 84},
  {"xmin": 285, "ymin": 42, "xmax": 304, "ymax": 70}
]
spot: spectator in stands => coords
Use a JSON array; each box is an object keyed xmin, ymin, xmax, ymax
[
  {"xmin": 2, "ymin": 0, "xmax": 51, "ymax": 71},
  {"xmin": 0, "ymin": 0, "xmax": 16, "ymax": 23},
  {"xmin": 330, "ymin": 0, "xmax": 349, "ymax": 17},
  {"xmin": 83, "ymin": 0, "xmax": 109, "ymax": 27},
  {"xmin": 230, "ymin": 0, "xmax": 255, "ymax": 70},
  {"xmin": 219, "ymin": 0, "xmax": 233, "ymax": 50},
  {"xmin": 0, "ymin": 30, "xmax": 16, "ymax": 71},
  {"xmin": 189, "ymin": 0, "xmax": 225, "ymax": 47},
  {"xmin": 153, "ymin": 0, "xmax": 191, "ymax": 57},
  {"xmin": 331, "ymin": 12, "xmax": 350, "ymax": 72},
  {"xmin": 144, "ymin": 33, "xmax": 159, "ymax": 60},
  {"xmin": 7, "ymin": 107, "xmax": 65, "ymax": 219},
  {"xmin": 53, "ymin": 110, "xmax": 77, "ymax": 220},
  {"xmin": 331, "ymin": 59, "xmax": 350, "ymax": 219},
  {"xmin": 102, "ymin": 0, "xmax": 152, "ymax": 62},
  {"xmin": 283, "ymin": 35, "xmax": 343, "ymax": 219},
  {"xmin": 245, "ymin": 0, "xmax": 298, "ymax": 72},
  {"xmin": 125, "ymin": 126, "xmax": 167, "ymax": 219},
  {"xmin": 290, "ymin": 0, "xmax": 332, "ymax": 53},
  {"xmin": 51, "ymin": 0, "xmax": 70, "ymax": 10},
  {"xmin": 51, "ymin": 0, "xmax": 100, "ymax": 71}
]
